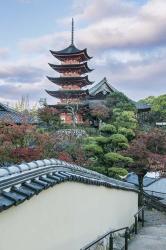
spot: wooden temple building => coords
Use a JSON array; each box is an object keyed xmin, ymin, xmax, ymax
[
  {"xmin": 46, "ymin": 19, "xmax": 150, "ymax": 125},
  {"xmin": 46, "ymin": 19, "xmax": 93, "ymax": 124}
]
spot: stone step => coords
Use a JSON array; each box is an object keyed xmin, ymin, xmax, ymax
[{"xmin": 128, "ymin": 225, "xmax": 166, "ymax": 250}]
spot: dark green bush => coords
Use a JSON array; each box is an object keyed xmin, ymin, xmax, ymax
[
  {"xmin": 118, "ymin": 127, "xmax": 135, "ymax": 141},
  {"xmin": 100, "ymin": 124, "xmax": 117, "ymax": 135},
  {"xmin": 84, "ymin": 144, "xmax": 103, "ymax": 155},
  {"xmin": 108, "ymin": 167, "xmax": 128, "ymax": 179}
]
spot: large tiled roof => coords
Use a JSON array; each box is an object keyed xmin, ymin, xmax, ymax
[
  {"xmin": 133, "ymin": 102, "xmax": 151, "ymax": 111},
  {"xmin": 87, "ymin": 78, "xmax": 151, "ymax": 111},
  {"xmin": 88, "ymin": 77, "xmax": 118, "ymax": 97},
  {"xmin": 125, "ymin": 173, "xmax": 157, "ymax": 187},
  {"xmin": 0, "ymin": 103, "xmax": 36, "ymax": 124},
  {"xmin": 144, "ymin": 178, "xmax": 166, "ymax": 204},
  {"xmin": 0, "ymin": 159, "xmax": 137, "ymax": 213}
]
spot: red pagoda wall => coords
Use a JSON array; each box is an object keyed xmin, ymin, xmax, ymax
[{"xmin": 60, "ymin": 112, "xmax": 83, "ymax": 124}]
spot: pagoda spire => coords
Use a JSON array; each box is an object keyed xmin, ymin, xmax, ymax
[{"xmin": 71, "ymin": 18, "xmax": 74, "ymax": 45}]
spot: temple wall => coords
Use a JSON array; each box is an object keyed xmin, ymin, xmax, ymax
[
  {"xmin": 62, "ymin": 71, "xmax": 80, "ymax": 77},
  {"xmin": 60, "ymin": 112, "xmax": 83, "ymax": 124},
  {"xmin": 63, "ymin": 85, "xmax": 81, "ymax": 90},
  {"xmin": 0, "ymin": 182, "xmax": 138, "ymax": 250},
  {"xmin": 62, "ymin": 59, "xmax": 80, "ymax": 64}
]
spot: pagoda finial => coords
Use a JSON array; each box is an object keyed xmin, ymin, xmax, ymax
[{"xmin": 71, "ymin": 18, "xmax": 74, "ymax": 45}]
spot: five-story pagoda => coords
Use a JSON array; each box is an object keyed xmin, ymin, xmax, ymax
[{"xmin": 46, "ymin": 19, "xmax": 93, "ymax": 124}]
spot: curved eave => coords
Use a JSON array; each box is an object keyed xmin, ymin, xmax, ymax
[
  {"xmin": 47, "ymin": 76, "xmax": 94, "ymax": 86},
  {"xmin": 50, "ymin": 48, "xmax": 92, "ymax": 61},
  {"xmin": 137, "ymin": 107, "xmax": 151, "ymax": 113},
  {"xmin": 46, "ymin": 89, "xmax": 88, "ymax": 98},
  {"xmin": 48, "ymin": 103, "xmax": 85, "ymax": 110},
  {"xmin": 48, "ymin": 62, "xmax": 93, "ymax": 74}
]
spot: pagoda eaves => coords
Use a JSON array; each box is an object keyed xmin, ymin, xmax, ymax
[
  {"xmin": 47, "ymin": 75, "xmax": 93, "ymax": 87},
  {"xmin": 50, "ymin": 45, "xmax": 92, "ymax": 62},
  {"xmin": 48, "ymin": 62, "xmax": 93, "ymax": 75},
  {"xmin": 46, "ymin": 89, "xmax": 88, "ymax": 99}
]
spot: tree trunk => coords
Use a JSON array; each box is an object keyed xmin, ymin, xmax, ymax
[{"xmin": 138, "ymin": 174, "xmax": 144, "ymax": 207}]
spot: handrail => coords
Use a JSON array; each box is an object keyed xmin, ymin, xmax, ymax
[
  {"xmin": 143, "ymin": 191, "xmax": 166, "ymax": 211},
  {"xmin": 81, "ymin": 206, "xmax": 145, "ymax": 250},
  {"xmin": 144, "ymin": 189, "xmax": 166, "ymax": 195},
  {"xmin": 81, "ymin": 227, "xmax": 129, "ymax": 250},
  {"xmin": 134, "ymin": 206, "xmax": 144, "ymax": 234},
  {"xmin": 134, "ymin": 206, "xmax": 144, "ymax": 217}
]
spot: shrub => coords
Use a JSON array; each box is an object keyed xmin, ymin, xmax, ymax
[
  {"xmin": 84, "ymin": 144, "xmax": 103, "ymax": 155},
  {"xmin": 100, "ymin": 124, "xmax": 117, "ymax": 135},
  {"xmin": 83, "ymin": 137, "xmax": 97, "ymax": 144},
  {"xmin": 118, "ymin": 127, "xmax": 135, "ymax": 141},
  {"xmin": 93, "ymin": 136, "xmax": 110, "ymax": 145},
  {"xmin": 88, "ymin": 166, "xmax": 107, "ymax": 176},
  {"xmin": 110, "ymin": 134, "xmax": 128, "ymax": 144},
  {"xmin": 104, "ymin": 152, "xmax": 125, "ymax": 163},
  {"xmin": 104, "ymin": 152, "xmax": 133, "ymax": 166},
  {"xmin": 108, "ymin": 167, "xmax": 128, "ymax": 179}
]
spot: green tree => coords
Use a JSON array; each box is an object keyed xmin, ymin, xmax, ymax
[
  {"xmin": 113, "ymin": 110, "xmax": 138, "ymax": 130},
  {"xmin": 139, "ymin": 94, "xmax": 166, "ymax": 125},
  {"xmin": 83, "ymin": 123, "xmax": 132, "ymax": 178},
  {"xmin": 118, "ymin": 127, "xmax": 135, "ymax": 141},
  {"xmin": 106, "ymin": 92, "xmax": 136, "ymax": 112},
  {"xmin": 100, "ymin": 124, "xmax": 117, "ymax": 135}
]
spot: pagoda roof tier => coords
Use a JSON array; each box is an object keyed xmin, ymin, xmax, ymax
[
  {"xmin": 47, "ymin": 75, "xmax": 94, "ymax": 87},
  {"xmin": 45, "ymin": 89, "xmax": 88, "ymax": 99},
  {"xmin": 48, "ymin": 62, "xmax": 93, "ymax": 74},
  {"xmin": 50, "ymin": 44, "xmax": 92, "ymax": 62},
  {"xmin": 48, "ymin": 103, "xmax": 85, "ymax": 110}
]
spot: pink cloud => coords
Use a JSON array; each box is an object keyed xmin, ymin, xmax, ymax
[{"xmin": 0, "ymin": 48, "xmax": 10, "ymax": 59}]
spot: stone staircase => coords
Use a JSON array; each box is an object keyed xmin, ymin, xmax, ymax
[
  {"xmin": 128, "ymin": 224, "xmax": 166, "ymax": 250},
  {"xmin": 128, "ymin": 208, "xmax": 166, "ymax": 250}
]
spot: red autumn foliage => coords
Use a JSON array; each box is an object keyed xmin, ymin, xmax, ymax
[
  {"xmin": 124, "ymin": 129, "xmax": 166, "ymax": 175},
  {"xmin": 124, "ymin": 129, "xmax": 166, "ymax": 205},
  {"xmin": 12, "ymin": 147, "xmax": 42, "ymax": 162},
  {"xmin": 0, "ymin": 121, "xmax": 56, "ymax": 164},
  {"xmin": 58, "ymin": 152, "xmax": 73, "ymax": 163}
]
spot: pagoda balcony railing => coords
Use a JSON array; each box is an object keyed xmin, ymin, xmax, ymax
[
  {"xmin": 58, "ymin": 101, "xmax": 81, "ymax": 104},
  {"xmin": 60, "ymin": 75, "xmax": 81, "ymax": 78},
  {"xmin": 61, "ymin": 73, "xmax": 81, "ymax": 77},
  {"xmin": 61, "ymin": 60, "xmax": 80, "ymax": 65}
]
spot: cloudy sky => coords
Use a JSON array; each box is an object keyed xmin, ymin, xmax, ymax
[{"xmin": 0, "ymin": 0, "xmax": 165, "ymax": 106}]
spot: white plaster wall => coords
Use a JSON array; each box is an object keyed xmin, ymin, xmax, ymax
[{"xmin": 0, "ymin": 182, "xmax": 138, "ymax": 250}]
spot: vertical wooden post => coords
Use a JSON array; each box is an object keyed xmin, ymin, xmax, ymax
[
  {"xmin": 109, "ymin": 234, "xmax": 113, "ymax": 250},
  {"xmin": 142, "ymin": 208, "xmax": 144, "ymax": 227},
  {"xmin": 135, "ymin": 215, "xmax": 138, "ymax": 234},
  {"xmin": 125, "ymin": 229, "xmax": 129, "ymax": 250}
]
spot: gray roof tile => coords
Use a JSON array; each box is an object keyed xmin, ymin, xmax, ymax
[
  {"xmin": 0, "ymin": 102, "xmax": 36, "ymax": 124},
  {"xmin": 125, "ymin": 173, "xmax": 157, "ymax": 187},
  {"xmin": 0, "ymin": 158, "xmax": 138, "ymax": 213}
]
